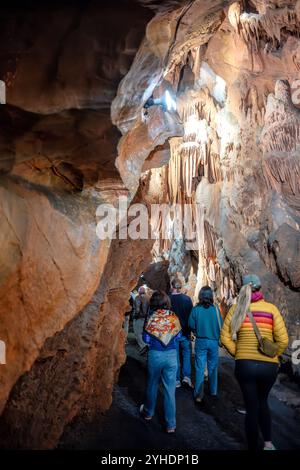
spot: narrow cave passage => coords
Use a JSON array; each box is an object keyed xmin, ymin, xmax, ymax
[
  {"xmin": 0, "ymin": 0, "xmax": 300, "ymax": 455},
  {"xmin": 58, "ymin": 339, "xmax": 300, "ymax": 450},
  {"xmin": 57, "ymin": 265, "xmax": 300, "ymax": 451}
]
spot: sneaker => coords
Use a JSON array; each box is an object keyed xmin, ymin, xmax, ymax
[
  {"xmin": 182, "ymin": 376, "xmax": 193, "ymax": 388},
  {"xmin": 139, "ymin": 404, "xmax": 152, "ymax": 421},
  {"xmin": 166, "ymin": 428, "xmax": 176, "ymax": 434},
  {"xmin": 176, "ymin": 380, "xmax": 181, "ymax": 388},
  {"xmin": 195, "ymin": 396, "xmax": 202, "ymax": 403}
]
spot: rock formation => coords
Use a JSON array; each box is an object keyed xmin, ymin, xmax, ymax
[
  {"xmin": 113, "ymin": 0, "xmax": 300, "ymax": 364},
  {"xmin": 0, "ymin": 0, "xmax": 153, "ymax": 448},
  {"xmin": 0, "ymin": 0, "xmax": 299, "ymax": 449}
]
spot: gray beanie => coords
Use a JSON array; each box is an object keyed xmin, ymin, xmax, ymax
[{"xmin": 242, "ymin": 274, "xmax": 261, "ymax": 289}]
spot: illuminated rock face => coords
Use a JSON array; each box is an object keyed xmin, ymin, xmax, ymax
[
  {"xmin": 113, "ymin": 0, "xmax": 300, "ymax": 357},
  {"xmin": 0, "ymin": 0, "xmax": 300, "ymax": 449}
]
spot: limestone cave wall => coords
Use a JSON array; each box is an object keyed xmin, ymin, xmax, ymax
[
  {"xmin": 0, "ymin": 0, "xmax": 300, "ymax": 449},
  {"xmin": 0, "ymin": 0, "xmax": 153, "ymax": 449},
  {"xmin": 112, "ymin": 0, "xmax": 300, "ymax": 350}
]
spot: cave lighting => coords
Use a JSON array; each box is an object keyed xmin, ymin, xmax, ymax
[
  {"xmin": 144, "ymin": 90, "xmax": 177, "ymax": 112},
  {"xmin": 164, "ymin": 89, "xmax": 177, "ymax": 112}
]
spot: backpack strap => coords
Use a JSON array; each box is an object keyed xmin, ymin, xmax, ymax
[{"xmin": 247, "ymin": 309, "xmax": 264, "ymax": 349}]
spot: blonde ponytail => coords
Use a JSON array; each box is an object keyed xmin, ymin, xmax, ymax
[{"xmin": 230, "ymin": 284, "xmax": 252, "ymax": 340}]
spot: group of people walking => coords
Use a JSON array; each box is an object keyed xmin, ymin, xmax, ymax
[{"xmin": 132, "ymin": 274, "xmax": 289, "ymax": 451}]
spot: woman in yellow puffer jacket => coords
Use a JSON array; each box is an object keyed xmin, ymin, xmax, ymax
[{"xmin": 221, "ymin": 274, "xmax": 289, "ymax": 451}]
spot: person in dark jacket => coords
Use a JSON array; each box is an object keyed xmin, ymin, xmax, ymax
[
  {"xmin": 189, "ymin": 286, "xmax": 223, "ymax": 402},
  {"xmin": 133, "ymin": 286, "xmax": 149, "ymax": 354},
  {"xmin": 170, "ymin": 279, "xmax": 193, "ymax": 389},
  {"xmin": 140, "ymin": 291, "xmax": 182, "ymax": 433}
]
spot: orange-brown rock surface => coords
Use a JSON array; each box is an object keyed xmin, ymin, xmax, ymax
[
  {"xmin": 0, "ymin": 0, "xmax": 153, "ymax": 448},
  {"xmin": 0, "ymin": 234, "xmax": 152, "ymax": 449}
]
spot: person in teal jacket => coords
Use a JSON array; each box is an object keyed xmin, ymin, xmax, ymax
[{"xmin": 189, "ymin": 286, "xmax": 223, "ymax": 402}]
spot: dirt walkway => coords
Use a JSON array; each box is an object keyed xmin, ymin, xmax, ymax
[{"xmin": 59, "ymin": 339, "xmax": 300, "ymax": 450}]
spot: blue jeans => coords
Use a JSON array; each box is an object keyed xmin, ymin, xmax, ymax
[
  {"xmin": 177, "ymin": 336, "xmax": 191, "ymax": 380},
  {"xmin": 194, "ymin": 338, "xmax": 219, "ymax": 398},
  {"xmin": 144, "ymin": 349, "xmax": 177, "ymax": 430}
]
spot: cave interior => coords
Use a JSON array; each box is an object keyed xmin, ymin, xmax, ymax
[{"xmin": 0, "ymin": 0, "xmax": 299, "ymax": 449}]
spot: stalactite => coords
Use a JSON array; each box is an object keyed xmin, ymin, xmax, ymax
[
  {"xmin": 228, "ymin": 2, "xmax": 241, "ymax": 33},
  {"xmin": 296, "ymin": 0, "xmax": 300, "ymax": 22},
  {"xmin": 178, "ymin": 90, "xmax": 219, "ymax": 127},
  {"xmin": 260, "ymin": 79, "xmax": 300, "ymax": 194},
  {"xmin": 229, "ymin": 3, "xmax": 300, "ymax": 54},
  {"xmin": 206, "ymin": 151, "xmax": 222, "ymax": 184},
  {"xmin": 203, "ymin": 221, "xmax": 217, "ymax": 260},
  {"xmin": 154, "ymin": 89, "xmax": 223, "ymax": 259},
  {"xmin": 193, "ymin": 200, "xmax": 205, "ymax": 253},
  {"xmin": 191, "ymin": 46, "xmax": 201, "ymax": 83},
  {"xmin": 222, "ymin": 276, "xmax": 229, "ymax": 301},
  {"xmin": 263, "ymin": 156, "xmax": 300, "ymax": 195},
  {"xmin": 262, "ymin": 122, "xmax": 300, "ymax": 154},
  {"xmin": 208, "ymin": 259, "xmax": 216, "ymax": 282}
]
